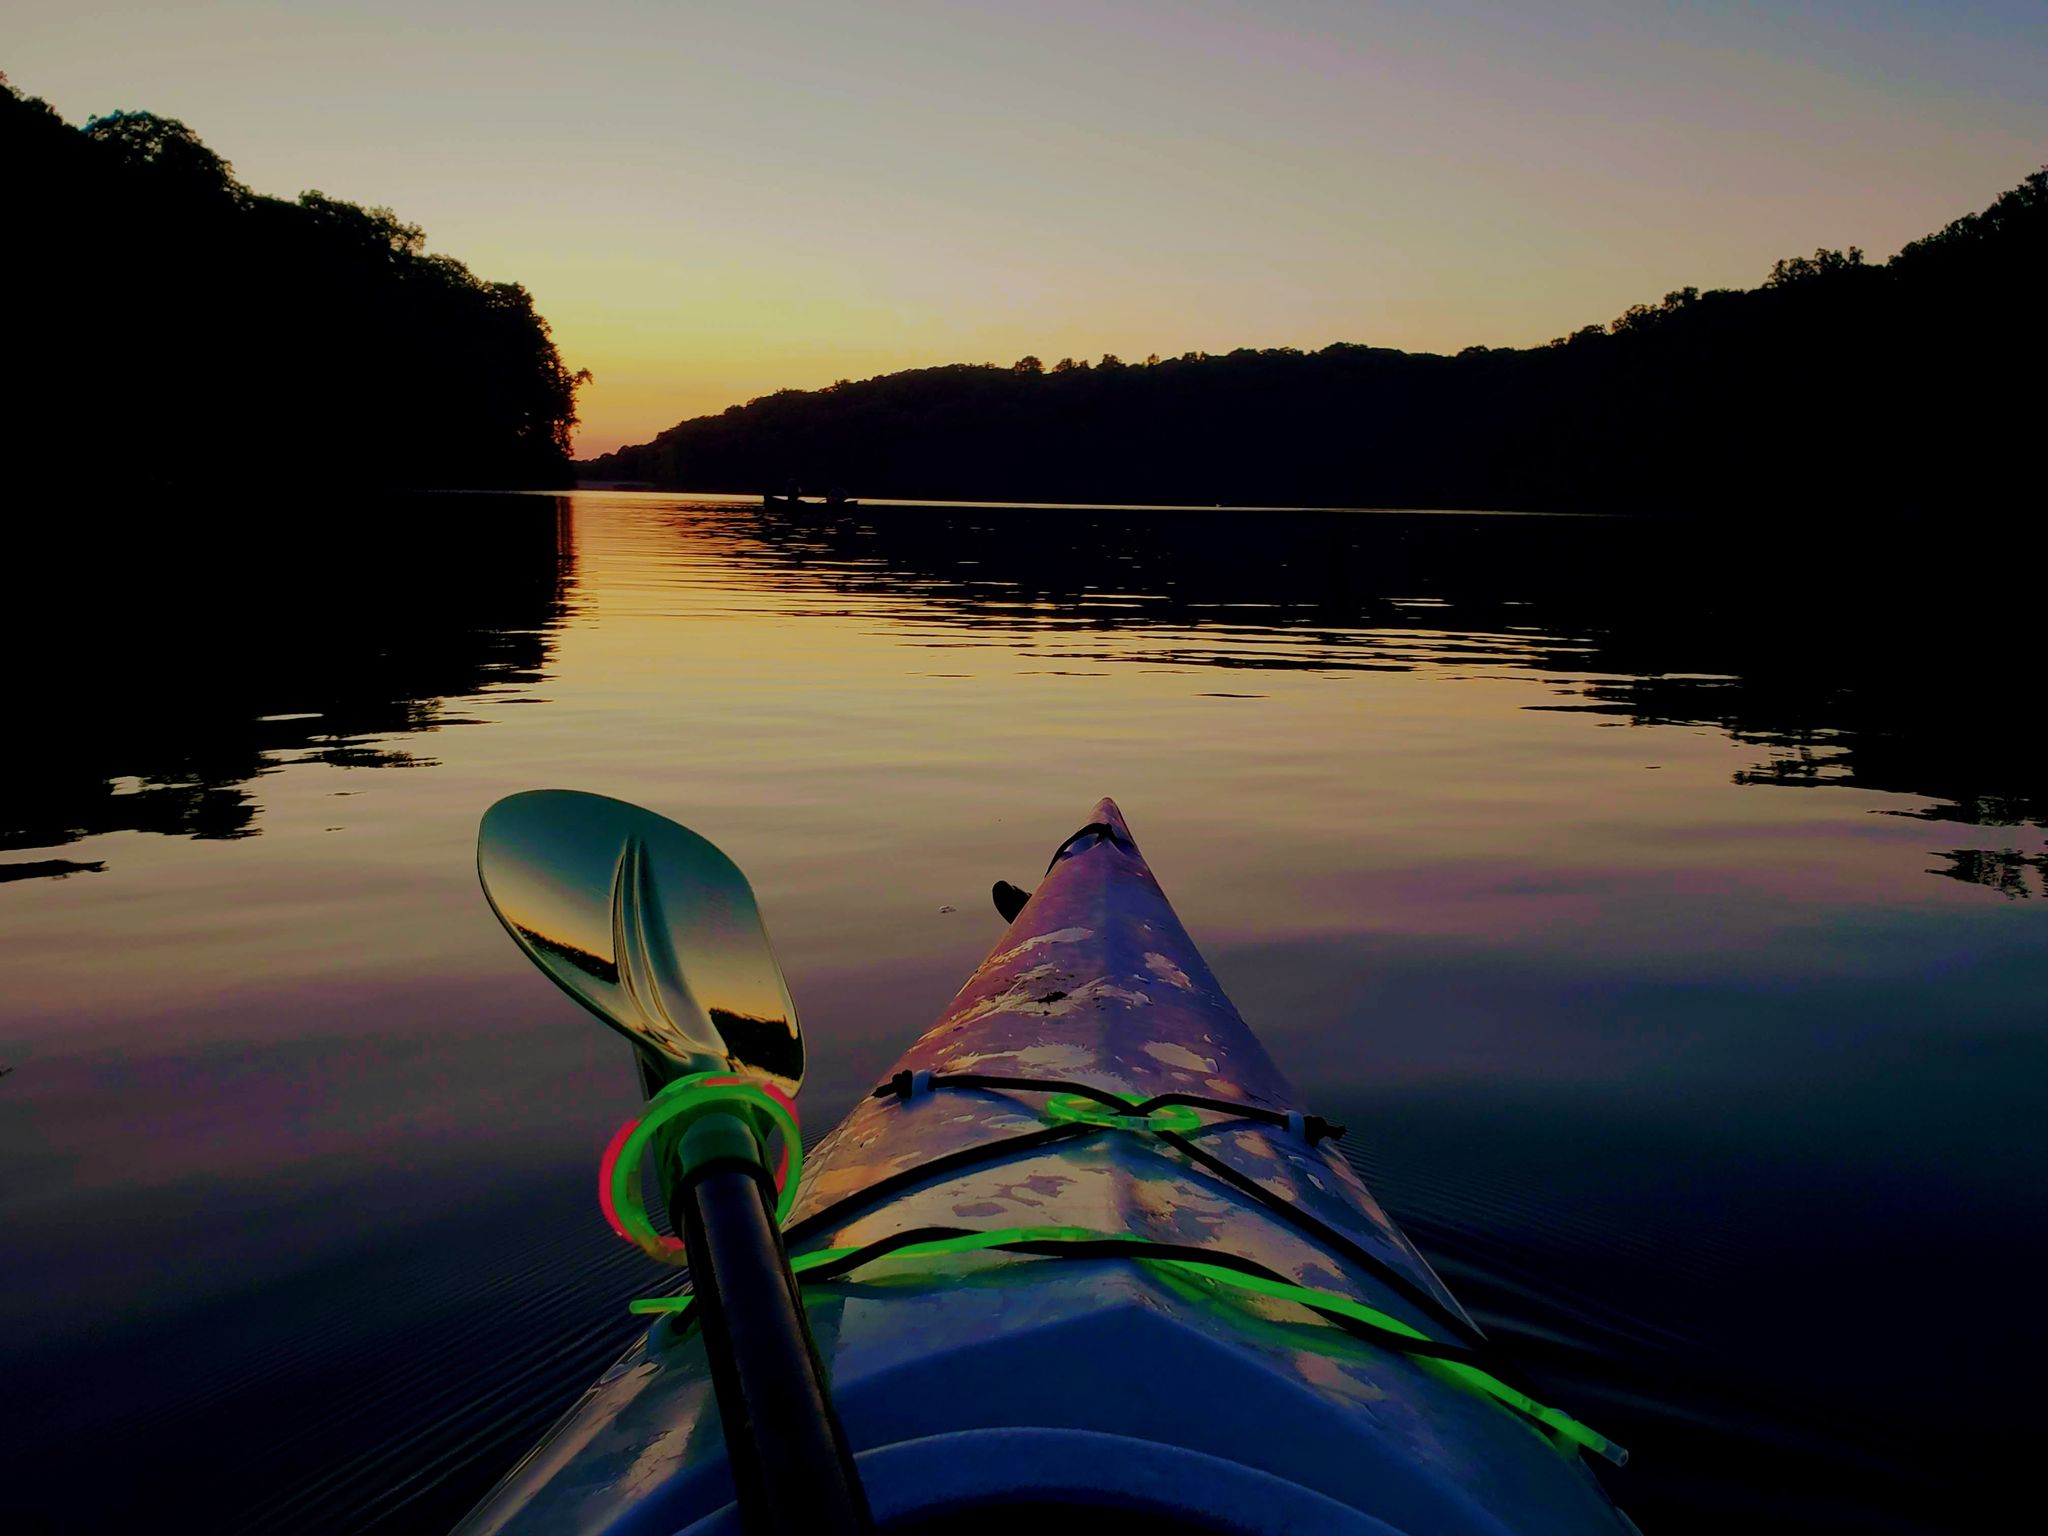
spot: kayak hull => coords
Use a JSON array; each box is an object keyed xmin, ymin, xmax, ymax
[{"xmin": 458, "ymin": 800, "xmax": 1633, "ymax": 1535}]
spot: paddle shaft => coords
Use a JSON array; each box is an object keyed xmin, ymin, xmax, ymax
[{"xmin": 676, "ymin": 1154, "xmax": 873, "ymax": 1535}]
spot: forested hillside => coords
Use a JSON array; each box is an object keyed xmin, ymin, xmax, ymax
[
  {"xmin": 5, "ymin": 75, "xmax": 585, "ymax": 489},
  {"xmin": 584, "ymin": 169, "xmax": 2044, "ymax": 513}
]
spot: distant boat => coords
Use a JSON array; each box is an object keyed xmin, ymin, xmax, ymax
[{"xmin": 763, "ymin": 492, "xmax": 858, "ymax": 508}]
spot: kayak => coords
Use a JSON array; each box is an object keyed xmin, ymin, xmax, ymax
[{"xmin": 460, "ymin": 798, "xmax": 1637, "ymax": 1535}]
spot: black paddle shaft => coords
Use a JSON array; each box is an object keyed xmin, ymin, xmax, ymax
[{"xmin": 677, "ymin": 1161, "xmax": 873, "ymax": 1535}]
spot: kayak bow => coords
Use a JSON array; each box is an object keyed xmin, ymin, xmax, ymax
[{"xmin": 460, "ymin": 799, "xmax": 1636, "ymax": 1535}]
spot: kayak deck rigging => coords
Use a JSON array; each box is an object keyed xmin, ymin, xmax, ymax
[{"xmin": 629, "ymin": 1070, "xmax": 1619, "ymax": 1465}]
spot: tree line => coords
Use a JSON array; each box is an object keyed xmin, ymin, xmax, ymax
[
  {"xmin": 5, "ymin": 74, "xmax": 585, "ymax": 489},
  {"xmin": 583, "ymin": 168, "xmax": 2044, "ymax": 513}
]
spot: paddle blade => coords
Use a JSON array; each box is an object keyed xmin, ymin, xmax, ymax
[{"xmin": 477, "ymin": 790, "xmax": 802, "ymax": 1093}]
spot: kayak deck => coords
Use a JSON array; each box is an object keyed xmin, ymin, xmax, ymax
[
  {"xmin": 458, "ymin": 800, "xmax": 1633, "ymax": 1535},
  {"xmin": 793, "ymin": 799, "xmax": 1468, "ymax": 1337}
]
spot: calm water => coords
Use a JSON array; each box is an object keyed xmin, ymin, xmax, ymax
[{"xmin": 3, "ymin": 493, "xmax": 2041, "ymax": 1533}]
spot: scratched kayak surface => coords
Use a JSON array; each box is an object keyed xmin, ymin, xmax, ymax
[{"xmin": 459, "ymin": 801, "xmax": 1637, "ymax": 1535}]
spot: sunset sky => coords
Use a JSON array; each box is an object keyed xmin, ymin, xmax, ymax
[{"xmin": 14, "ymin": 0, "xmax": 2045, "ymax": 455}]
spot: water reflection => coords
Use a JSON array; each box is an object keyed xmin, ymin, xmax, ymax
[
  {"xmin": 2, "ymin": 495, "xmax": 575, "ymax": 880},
  {"xmin": 0, "ymin": 857, "xmax": 107, "ymax": 883},
  {"xmin": 1928, "ymin": 845, "xmax": 2048, "ymax": 900},
  {"xmin": 2, "ymin": 492, "xmax": 2038, "ymax": 1536},
  {"xmin": 715, "ymin": 502, "xmax": 2045, "ymax": 893}
]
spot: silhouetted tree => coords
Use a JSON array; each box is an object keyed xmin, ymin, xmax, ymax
[
  {"xmin": 85, "ymin": 109, "xmax": 241, "ymax": 192},
  {"xmin": 6, "ymin": 78, "xmax": 584, "ymax": 489},
  {"xmin": 1765, "ymin": 246, "xmax": 1865, "ymax": 287}
]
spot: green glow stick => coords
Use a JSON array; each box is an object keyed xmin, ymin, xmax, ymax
[{"xmin": 630, "ymin": 1222, "xmax": 1625, "ymax": 1465}]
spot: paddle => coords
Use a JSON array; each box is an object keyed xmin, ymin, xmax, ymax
[{"xmin": 479, "ymin": 789, "xmax": 870, "ymax": 1535}]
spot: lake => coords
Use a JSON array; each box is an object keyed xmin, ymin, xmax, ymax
[{"xmin": 3, "ymin": 492, "xmax": 2040, "ymax": 1533}]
